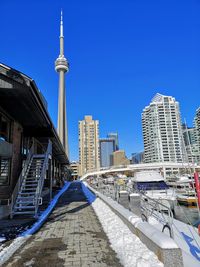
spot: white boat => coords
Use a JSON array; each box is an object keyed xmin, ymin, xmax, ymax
[
  {"xmin": 167, "ymin": 175, "xmax": 197, "ymax": 206},
  {"xmin": 132, "ymin": 170, "xmax": 176, "ymax": 210},
  {"xmin": 176, "ymin": 193, "xmax": 197, "ymax": 206}
]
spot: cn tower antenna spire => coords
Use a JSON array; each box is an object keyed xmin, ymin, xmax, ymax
[
  {"xmin": 60, "ymin": 9, "xmax": 63, "ymax": 38},
  {"xmin": 59, "ymin": 9, "xmax": 64, "ymax": 57},
  {"xmin": 55, "ymin": 10, "xmax": 69, "ymax": 158}
]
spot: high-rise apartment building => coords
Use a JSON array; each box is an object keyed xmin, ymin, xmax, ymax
[
  {"xmin": 70, "ymin": 161, "xmax": 80, "ymax": 180},
  {"xmin": 142, "ymin": 93, "xmax": 185, "ymax": 163},
  {"xmin": 194, "ymin": 108, "xmax": 200, "ymax": 145},
  {"xmin": 79, "ymin": 116, "xmax": 100, "ymax": 176},
  {"xmin": 99, "ymin": 138, "xmax": 115, "ymax": 167},
  {"xmin": 182, "ymin": 123, "xmax": 200, "ymax": 163},
  {"xmin": 193, "ymin": 108, "xmax": 200, "ymax": 163}
]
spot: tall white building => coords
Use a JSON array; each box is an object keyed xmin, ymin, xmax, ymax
[
  {"xmin": 79, "ymin": 116, "xmax": 100, "ymax": 176},
  {"xmin": 142, "ymin": 93, "xmax": 186, "ymax": 163}
]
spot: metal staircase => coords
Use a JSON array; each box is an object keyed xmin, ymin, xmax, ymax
[{"xmin": 11, "ymin": 140, "xmax": 52, "ymax": 218}]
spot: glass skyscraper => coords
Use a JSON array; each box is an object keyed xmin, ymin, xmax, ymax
[
  {"xmin": 99, "ymin": 138, "xmax": 115, "ymax": 167},
  {"xmin": 107, "ymin": 133, "xmax": 119, "ymax": 150}
]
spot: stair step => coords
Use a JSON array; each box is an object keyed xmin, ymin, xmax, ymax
[
  {"xmin": 26, "ymin": 177, "xmax": 41, "ymax": 180},
  {"xmin": 30, "ymin": 162, "xmax": 43, "ymax": 164},
  {"xmin": 17, "ymin": 197, "xmax": 35, "ymax": 201},
  {"xmin": 21, "ymin": 191, "xmax": 37, "ymax": 194},
  {"xmin": 25, "ymin": 178, "xmax": 39, "ymax": 180},
  {"xmin": 26, "ymin": 175, "xmax": 41, "ymax": 178},
  {"xmin": 24, "ymin": 182, "xmax": 38, "ymax": 184},
  {"xmin": 20, "ymin": 193, "xmax": 36, "ymax": 194},
  {"xmin": 20, "ymin": 193, "xmax": 36, "ymax": 196},
  {"xmin": 28, "ymin": 171, "xmax": 42, "ymax": 173},
  {"xmin": 28, "ymin": 165, "xmax": 42, "ymax": 168},
  {"xmin": 24, "ymin": 180, "xmax": 38, "ymax": 182},
  {"xmin": 23, "ymin": 183, "xmax": 38, "ymax": 185},
  {"xmin": 22, "ymin": 182, "xmax": 38, "ymax": 186},
  {"xmin": 27, "ymin": 172, "xmax": 41, "ymax": 175},
  {"xmin": 16, "ymin": 200, "xmax": 35, "ymax": 204},
  {"xmin": 26, "ymin": 177, "xmax": 40, "ymax": 180},
  {"xmin": 30, "ymin": 164, "xmax": 44, "ymax": 166},
  {"xmin": 27, "ymin": 172, "xmax": 42, "ymax": 175},
  {"xmin": 19, "ymin": 195, "xmax": 35, "ymax": 197},
  {"xmin": 22, "ymin": 184, "xmax": 38, "ymax": 187},
  {"xmin": 24, "ymin": 179, "xmax": 38, "ymax": 181},
  {"xmin": 22, "ymin": 192, "xmax": 36, "ymax": 195},
  {"xmin": 13, "ymin": 211, "xmax": 35, "ymax": 215},
  {"xmin": 21, "ymin": 187, "xmax": 37, "ymax": 190},
  {"xmin": 14, "ymin": 206, "xmax": 35, "ymax": 210},
  {"xmin": 31, "ymin": 164, "xmax": 44, "ymax": 166},
  {"xmin": 28, "ymin": 168, "xmax": 42, "ymax": 171},
  {"xmin": 27, "ymin": 171, "xmax": 42, "ymax": 173}
]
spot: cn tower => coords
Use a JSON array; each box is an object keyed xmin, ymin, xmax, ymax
[{"xmin": 55, "ymin": 10, "xmax": 69, "ymax": 157}]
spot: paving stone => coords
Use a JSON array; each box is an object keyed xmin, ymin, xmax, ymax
[{"xmin": 3, "ymin": 182, "xmax": 123, "ymax": 267}]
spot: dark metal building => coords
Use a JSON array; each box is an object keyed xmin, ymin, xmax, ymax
[{"xmin": 0, "ymin": 63, "xmax": 70, "ymax": 218}]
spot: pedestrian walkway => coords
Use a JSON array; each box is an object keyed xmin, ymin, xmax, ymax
[{"xmin": 3, "ymin": 182, "xmax": 123, "ymax": 267}]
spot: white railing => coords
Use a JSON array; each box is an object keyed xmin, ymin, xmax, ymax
[
  {"xmin": 10, "ymin": 144, "xmax": 34, "ymax": 217},
  {"xmin": 80, "ymin": 161, "xmax": 200, "ymax": 181},
  {"xmin": 90, "ymin": 177, "xmax": 175, "ymax": 238},
  {"xmin": 140, "ymin": 192, "xmax": 174, "ymax": 238},
  {"xmin": 34, "ymin": 140, "xmax": 52, "ymax": 216}
]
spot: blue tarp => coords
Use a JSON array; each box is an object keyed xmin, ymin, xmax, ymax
[{"xmin": 81, "ymin": 182, "xmax": 96, "ymax": 204}]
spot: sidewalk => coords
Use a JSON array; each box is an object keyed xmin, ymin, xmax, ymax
[{"xmin": 3, "ymin": 182, "xmax": 122, "ymax": 267}]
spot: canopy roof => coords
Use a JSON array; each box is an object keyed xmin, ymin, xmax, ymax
[{"xmin": 0, "ymin": 63, "xmax": 69, "ymax": 165}]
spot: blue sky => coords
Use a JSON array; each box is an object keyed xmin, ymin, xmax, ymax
[{"xmin": 1, "ymin": 0, "xmax": 200, "ymax": 161}]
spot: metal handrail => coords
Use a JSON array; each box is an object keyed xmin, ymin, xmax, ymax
[
  {"xmin": 34, "ymin": 140, "xmax": 52, "ymax": 216},
  {"xmin": 10, "ymin": 144, "xmax": 34, "ymax": 217},
  {"xmin": 139, "ymin": 191, "xmax": 174, "ymax": 238},
  {"xmin": 112, "ymin": 179, "xmax": 174, "ymax": 237}
]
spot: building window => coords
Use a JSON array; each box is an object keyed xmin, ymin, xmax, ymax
[
  {"xmin": 0, "ymin": 157, "xmax": 10, "ymax": 185},
  {"xmin": 0, "ymin": 113, "xmax": 11, "ymax": 142}
]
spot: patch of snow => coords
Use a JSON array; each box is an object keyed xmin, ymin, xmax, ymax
[
  {"xmin": 0, "ymin": 237, "xmax": 6, "ymax": 253},
  {"xmin": 129, "ymin": 193, "xmax": 140, "ymax": 197},
  {"xmin": 0, "ymin": 236, "xmax": 30, "ymax": 265},
  {"xmin": 24, "ymin": 258, "xmax": 35, "ymax": 266},
  {"xmin": 0, "ymin": 244, "xmax": 5, "ymax": 252},
  {"xmin": 92, "ymin": 198, "xmax": 163, "ymax": 267},
  {"xmin": 0, "ymin": 237, "xmax": 6, "ymax": 243}
]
